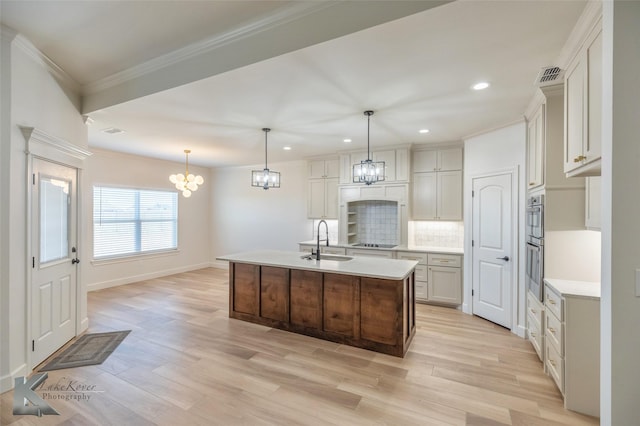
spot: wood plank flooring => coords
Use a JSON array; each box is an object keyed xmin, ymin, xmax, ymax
[{"xmin": 1, "ymin": 267, "xmax": 599, "ymax": 425}]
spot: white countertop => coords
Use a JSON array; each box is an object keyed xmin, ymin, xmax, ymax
[
  {"xmin": 298, "ymin": 241, "xmax": 463, "ymax": 255},
  {"xmin": 544, "ymin": 278, "xmax": 601, "ymax": 300},
  {"xmin": 217, "ymin": 250, "xmax": 418, "ymax": 280}
]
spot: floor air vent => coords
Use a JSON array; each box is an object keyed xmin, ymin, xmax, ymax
[{"xmin": 535, "ymin": 66, "xmax": 564, "ymax": 87}]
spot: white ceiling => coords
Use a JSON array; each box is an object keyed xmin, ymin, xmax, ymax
[{"xmin": 1, "ymin": 0, "xmax": 587, "ymax": 168}]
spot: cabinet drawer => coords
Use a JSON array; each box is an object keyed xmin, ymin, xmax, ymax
[
  {"xmin": 527, "ymin": 291, "xmax": 544, "ymax": 330},
  {"xmin": 322, "ymin": 246, "xmax": 346, "ymax": 255},
  {"xmin": 427, "ymin": 253, "xmax": 461, "ymax": 267},
  {"xmin": 544, "ymin": 285, "xmax": 563, "ymax": 320},
  {"xmin": 415, "ymin": 281, "xmax": 427, "ymax": 301},
  {"xmin": 546, "ymin": 340, "xmax": 564, "ymax": 394},
  {"xmin": 527, "ymin": 314, "xmax": 544, "ymax": 362},
  {"xmin": 414, "ymin": 265, "xmax": 427, "ymax": 282},
  {"xmin": 396, "ymin": 251, "xmax": 428, "ymax": 265},
  {"xmin": 346, "ymin": 248, "xmax": 394, "ymax": 259},
  {"xmin": 545, "ymin": 310, "xmax": 563, "ymax": 356}
]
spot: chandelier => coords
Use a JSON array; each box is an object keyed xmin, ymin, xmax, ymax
[
  {"xmin": 353, "ymin": 110, "xmax": 385, "ymax": 185},
  {"xmin": 169, "ymin": 149, "xmax": 204, "ymax": 198},
  {"xmin": 251, "ymin": 128, "xmax": 280, "ymax": 190}
]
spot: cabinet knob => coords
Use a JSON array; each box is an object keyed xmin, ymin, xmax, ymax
[
  {"xmin": 548, "ymin": 327, "xmax": 556, "ymax": 334},
  {"xmin": 549, "ymin": 359, "xmax": 557, "ymax": 367},
  {"xmin": 573, "ymin": 155, "xmax": 587, "ymax": 163},
  {"xmin": 529, "ymin": 182, "xmax": 535, "ymax": 186},
  {"xmin": 531, "ymin": 309, "xmax": 537, "ymax": 314}
]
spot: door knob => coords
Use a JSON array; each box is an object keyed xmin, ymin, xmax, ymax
[{"xmin": 496, "ymin": 256, "xmax": 510, "ymax": 261}]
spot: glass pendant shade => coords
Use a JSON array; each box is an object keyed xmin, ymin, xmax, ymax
[
  {"xmin": 169, "ymin": 150, "xmax": 203, "ymax": 197},
  {"xmin": 353, "ymin": 110, "xmax": 385, "ymax": 185},
  {"xmin": 251, "ymin": 128, "xmax": 280, "ymax": 190}
]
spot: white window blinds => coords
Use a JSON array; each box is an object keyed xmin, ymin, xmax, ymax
[{"xmin": 93, "ymin": 186, "xmax": 178, "ymax": 259}]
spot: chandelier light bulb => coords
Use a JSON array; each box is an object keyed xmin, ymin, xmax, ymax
[{"xmin": 169, "ymin": 150, "xmax": 204, "ymax": 197}]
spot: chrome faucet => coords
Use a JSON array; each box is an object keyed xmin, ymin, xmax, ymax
[{"xmin": 316, "ymin": 219, "xmax": 329, "ymax": 260}]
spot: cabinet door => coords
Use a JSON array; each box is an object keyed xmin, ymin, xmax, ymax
[
  {"xmin": 290, "ymin": 270, "xmax": 322, "ymax": 329},
  {"xmin": 323, "ymin": 273, "xmax": 359, "ymax": 337},
  {"xmin": 412, "ymin": 172, "xmax": 437, "ymax": 220},
  {"xmin": 437, "ymin": 171, "xmax": 462, "ymax": 220},
  {"xmin": 527, "ymin": 105, "xmax": 544, "ymax": 189},
  {"xmin": 427, "ymin": 266, "xmax": 461, "ymax": 304},
  {"xmin": 325, "ymin": 178, "xmax": 339, "ymax": 219},
  {"xmin": 260, "ymin": 266, "xmax": 289, "ymax": 322},
  {"xmin": 438, "ymin": 148, "xmax": 463, "ymax": 171},
  {"xmin": 395, "ymin": 148, "xmax": 410, "ymax": 181},
  {"xmin": 325, "ymin": 159, "xmax": 341, "ymax": 178},
  {"xmin": 413, "ymin": 150, "xmax": 438, "ymax": 172},
  {"xmin": 307, "ymin": 179, "xmax": 325, "ymax": 219},
  {"xmin": 585, "ymin": 28, "xmax": 602, "ymax": 163},
  {"xmin": 309, "ymin": 160, "xmax": 327, "ymax": 179},
  {"xmin": 564, "ymin": 55, "xmax": 585, "ymax": 173}
]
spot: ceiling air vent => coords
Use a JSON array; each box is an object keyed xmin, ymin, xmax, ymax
[
  {"xmin": 535, "ymin": 66, "xmax": 564, "ymax": 87},
  {"xmin": 101, "ymin": 127, "xmax": 125, "ymax": 135}
]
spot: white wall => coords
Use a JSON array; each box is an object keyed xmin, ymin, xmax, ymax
[
  {"xmin": 0, "ymin": 31, "xmax": 88, "ymax": 392},
  {"xmin": 209, "ymin": 160, "xmax": 311, "ymax": 265},
  {"xmin": 601, "ymin": 2, "xmax": 640, "ymax": 423},
  {"xmin": 83, "ymin": 149, "xmax": 212, "ymax": 291},
  {"xmin": 463, "ymin": 122, "xmax": 527, "ymax": 336}
]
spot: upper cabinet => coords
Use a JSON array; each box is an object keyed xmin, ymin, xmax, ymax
[
  {"xmin": 308, "ymin": 158, "xmax": 339, "ymax": 219},
  {"xmin": 339, "ymin": 146, "xmax": 410, "ymax": 184},
  {"xmin": 413, "ymin": 148, "xmax": 462, "ymax": 173},
  {"xmin": 564, "ymin": 20, "xmax": 602, "ymax": 177},
  {"xmin": 411, "ymin": 147, "xmax": 463, "ymax": 221}
]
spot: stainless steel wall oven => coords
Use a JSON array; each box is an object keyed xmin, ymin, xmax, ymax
[{"xmin": 526, "ymin": 195, "xmax": 544, "ymax": 301}]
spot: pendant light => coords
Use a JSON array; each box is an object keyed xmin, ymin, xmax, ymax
[
  {"xmin": 169, "ymin": 149, "xmax": 204, "ymax": 198},
  {"xmin": 353, "ymin": 110, "xmax": 385, "ymax": 185},
  {"xmin": 251, "ymin": 128, "xmax": 280, "ymax": 190}
]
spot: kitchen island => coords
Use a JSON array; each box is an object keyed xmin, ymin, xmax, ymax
[{"xmin": 217, "ymin": 250, "xmax": 418, "ymax": 357}]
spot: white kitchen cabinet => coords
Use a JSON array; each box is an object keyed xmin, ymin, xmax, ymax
[
  {"xmin": 345, "ymin": 248, "xmax": 394, "ymax": 259},
  {"xmin": 413, "ymin": 148, "xmax": 462, "ymax": 173},
  {"xmin": 308, "ymin": 158, "xmax": 340, "ymax": 179},
  {"xmin": 527, "ymin": 103, "xmax": 545, "ymax": 190},
  {"xmin": 544, "ymin": 279, "xmax": 600, "ymax": 417},
  {"xmin": 564, "ymin": 21, "xmax": 602, "ymax": 177},
  {"xmin": 396, "ymin": 251, "xmax": 428, "ymax": 302},
  {"xmin": 585, "ymin": 176, "xmax": 601, "ymax": 230},
  {"xmin": 340, "ymin": 147, "xmax": 410, "ymax": 184},
  {"xmin": 426, "ymin": 253, "xmax": 462, "ymax": 305},
  {"xmin": 308, "ymin": 158, "xmax": 339, "ymax": 219},
  {"xmin": 412, "ymin": 170, "xmax": 462, "ymax": 220},
  {"xmin": 308, "ymin": 177, "xmax": 338, "ymax": 219},
  {"xmin": 526, "ymin": 290, "xmax": 545, "ymax": 362}
]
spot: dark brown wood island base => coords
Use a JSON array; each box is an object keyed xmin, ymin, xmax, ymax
[{"xmin": 222, "ymin": 252, "xmax": 417, "ymax": 357}]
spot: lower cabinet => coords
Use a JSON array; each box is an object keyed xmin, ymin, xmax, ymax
[
  {"xmin": 544, "ymin": 281, "xmax": 600, "ymax": 417},
  {"xmin": 229, "ymin": 262, "xmax": 416, "ymax": 357},
  {"xmin": 396, "ymin": 251, "xmax": 462, "ymax": 305},
  {"xmin": 526, "ymin": 290, "xmax": 545, "ymax": 362}
]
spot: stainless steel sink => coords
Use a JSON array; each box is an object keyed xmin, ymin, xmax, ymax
[{"xmin": 301, "ymin": 254, "xmax": 353, "ymax": 262}]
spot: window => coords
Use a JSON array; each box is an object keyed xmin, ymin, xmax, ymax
[{"xmin": 93, "ymin": 186, "xmax": 178, "ymax": 259}]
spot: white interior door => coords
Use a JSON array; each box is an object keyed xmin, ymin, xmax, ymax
[
  {"xmin": 31, "ymin": 158, "xmax": 78, "ymax": 367},
  {"xmin": 472, "ymin": 173, "xmax": 513, "ymax": 328}
]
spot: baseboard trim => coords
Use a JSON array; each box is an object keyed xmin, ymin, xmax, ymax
[
  {"xmin": 0, "ymin": 363, "xmax": 28, "ymax": 393},
  {"xmin": 87, "ymin": 262, "xmax": 213, "ymax": 292},
  {"xmin": 210, "ymin": 259, "xmax": 228, "ymax": 270}
]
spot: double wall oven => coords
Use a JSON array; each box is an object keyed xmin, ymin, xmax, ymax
[{"xmin": 526, "ymin": 195, "xmax": 544, "ymax": 301}]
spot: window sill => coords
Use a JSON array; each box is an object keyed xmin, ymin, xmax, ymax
[{"xmin": 91, "ymin": 249, "xmax": 180, "ymax": 266}]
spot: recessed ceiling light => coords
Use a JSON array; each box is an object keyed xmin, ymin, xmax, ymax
[
  {"xmin": 343, "ymin": 138, "xmax": 352, "ymax": 143},
  {"xmin": 283, "ymin": 146, "xmax": 292, "ymax": 151},
  {"xmin": 472, "ymin": 82, "xmax": 490, "ymax": 91},
  {"xmin": 419, "ymin": 129, "xmax": 430, "ymax": 134}
]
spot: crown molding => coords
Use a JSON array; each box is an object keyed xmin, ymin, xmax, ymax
[
  {"xmin": 12, "ymin": 34, "xmax": 81, "ymax": 94},
  {"xmin": 82, "ymin": 1, "xmax": 334, "ymax": 95},
  {"xmin": 555, "ymin": 1, "xmax": 602, "ymax": 69},
  {"xmin": 22, "ymin": 127, "xmax": 92, "ymax": 168}
]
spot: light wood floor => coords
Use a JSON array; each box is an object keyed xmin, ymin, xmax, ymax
[{"xmin": 2, "ymin": 267, "xmax": 599, "ymax": 425}]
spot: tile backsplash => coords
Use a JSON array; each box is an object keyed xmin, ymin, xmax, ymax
[
  {"xmin": 353, "ymin": 200, "xmax": 398, "ymax": 245},
  {"xmin": 409, "ymin": 221, "xmax": 464, "ymax": 247}
]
